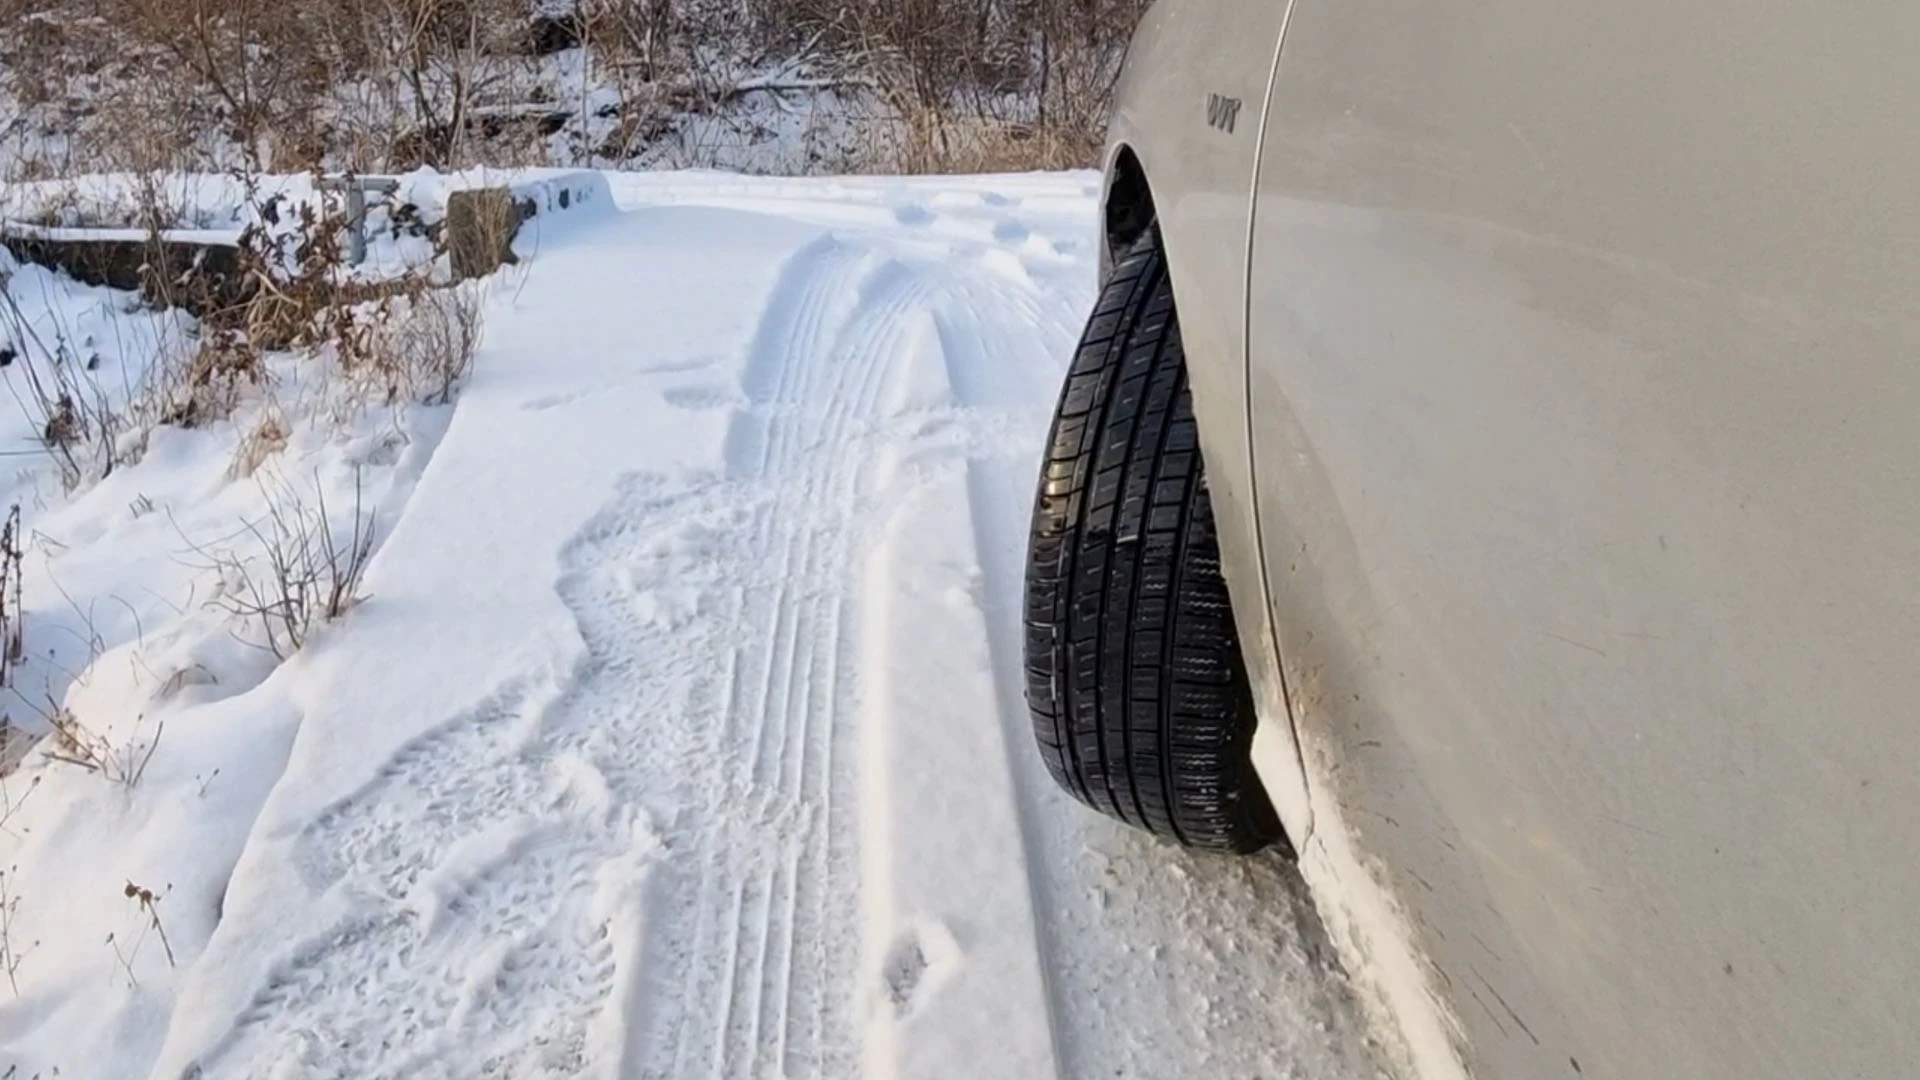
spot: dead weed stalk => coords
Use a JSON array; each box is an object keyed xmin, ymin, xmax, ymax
[
  {"xmin": 41, "ymin": 705, "xmax": 163, "ymax": 787},
  {"xmin": 0, "ymin": 866, "xmax": 32, "ymax": 996},
  {"xmin": 107, "ymin": 879, "xmax": 175, "ymax": 988}
]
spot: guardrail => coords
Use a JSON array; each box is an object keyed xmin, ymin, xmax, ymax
[{"xmin": 1, "ymin": 171, "xmax": 613, "ymax": 308}]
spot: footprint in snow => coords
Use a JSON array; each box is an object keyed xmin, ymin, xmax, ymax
[
  {"xmin": 522, "ymin": 389, "xmax": 593, "ymax": 412},
  {"xmin": 992, "ymin": 219, "xmax": 1031, "ymax": 244},
  {"xmin": 880, "ymin": 918, "xmax": 964, "ymax": 1018},
  {"xmin": 894, "ymin": 203, "xmax": 937, "ymax": 227},
  {"xmin": 662, "ymin": 384, "xmax": 734, "ymax": 411}
]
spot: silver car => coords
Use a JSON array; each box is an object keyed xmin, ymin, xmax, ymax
[{"xmin": 1021, "ymin": 3, "xmax": 1920, "ymax": 1078}]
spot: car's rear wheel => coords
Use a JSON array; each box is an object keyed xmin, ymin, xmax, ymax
[{"xmin": 1023, "ymin": 228, "xmax": 1281, "ymax": 855}]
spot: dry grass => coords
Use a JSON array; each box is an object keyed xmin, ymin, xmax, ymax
[
  {"xmin": 230, "ymin": 406, "xmax": 289, "ymax": 478},
  {"xmin": 888, "ymin": 110, "xmax": 1100, "ymax": 175}
]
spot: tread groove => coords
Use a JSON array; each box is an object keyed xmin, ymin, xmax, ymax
[{"xmin": 1142, "ymin": 363, "xmax": 1193, "ymax": 847}]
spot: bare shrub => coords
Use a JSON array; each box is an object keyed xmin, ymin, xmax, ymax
[
  {"xmin": 772, "ymin": 0, "xmax": 1145, "ymax": 171},
  {"xmin": 364, "ymin": 0, "xmax": 539, "ymax": 168},
  {"xmin": 229, "ymin": 188, "xmax": 362, "ymax": 351},
  {"xmin": 153, "ymin": 329, "xmax": 265, "ymax": 431},
  {"xmin": 234, "ymin": 183, "xmax": 484, "ymax": 407},
  {"xmin": 185, "ymin": 470, "xmax": 377, "ymax": 659},
  {"xmin": 107, "ymin": 0, "xmax": 308, "ymax": 169},
  {"xmin": 266, "ymin": 277, "xmax": 485, "ymax": 413},
  {"xmin": 91, "ymin": 0, "xmax": 528, "ymax": 171},
  {"xmin": 383, "ymin": 283, "xmax": 483, "ymax": 406}
]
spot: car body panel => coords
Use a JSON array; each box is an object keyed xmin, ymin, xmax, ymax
[
  {"xmin": 1102, "ymin": 1, "xmax": 1311, "ymax": 833},
  {"xmin": 1232, "ymin": 1, "xmax": 1920, "ymax": 1078}
]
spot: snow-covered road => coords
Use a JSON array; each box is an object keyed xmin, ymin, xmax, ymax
[{"xmin": 18, "ymin": 174, "xmax": 1385, "ymax": 1080}]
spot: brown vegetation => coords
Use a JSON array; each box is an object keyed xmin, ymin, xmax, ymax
[{"xmin": 0, "ymin": 0, "xmax": 1148, "ymax": 176}]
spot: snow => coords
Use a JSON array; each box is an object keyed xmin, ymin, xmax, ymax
[
  {"xmin": 0, "ymin": 171, "xmax": 1386, "ymax": 1080},
  {"xmin": 0, "ymin": 245, "xmax": 457, "ymax": 1078}
]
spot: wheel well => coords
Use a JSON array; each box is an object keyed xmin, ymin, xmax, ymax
[{"xmin": 1104, "ymin": 146, "xmax": 1156, "ymax": 267}]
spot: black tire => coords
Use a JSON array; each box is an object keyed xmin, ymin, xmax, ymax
[{"xmin": 1024, "ymin": 229, "xmax": 1281, "ymax": 855}]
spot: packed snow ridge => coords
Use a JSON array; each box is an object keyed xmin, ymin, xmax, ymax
[{"xmin": 0, "ymin": 171, "xmax": 1385, "ymax": 1080}]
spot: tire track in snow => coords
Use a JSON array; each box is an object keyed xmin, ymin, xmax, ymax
[
  {"xmin": 746, "ymin": 276, "xmax": 914, "ymax": 1080},
  {"xmin": 706, "ymin": 237, "xmax": 871, "ymax": 1080},
  {"xmin": 845, "ymin": 260, "xmax": 1073, "ymax": 1080},
  {"xmin": 578, "ymin": 236, "xmax": 939, "ymax": 1080},
  {"xmin": 184, "ymin": 234, "xmax": 912, "ymax": 1080}
]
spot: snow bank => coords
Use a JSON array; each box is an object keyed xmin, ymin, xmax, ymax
[{"xmin": 0, "ymin": 180, "xmax": 460, "ymax": 1080}]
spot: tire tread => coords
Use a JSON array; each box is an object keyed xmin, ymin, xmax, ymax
[{"xmin": 1023, "ymin": 230, "xmax": 1279, "ymax": 854}]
